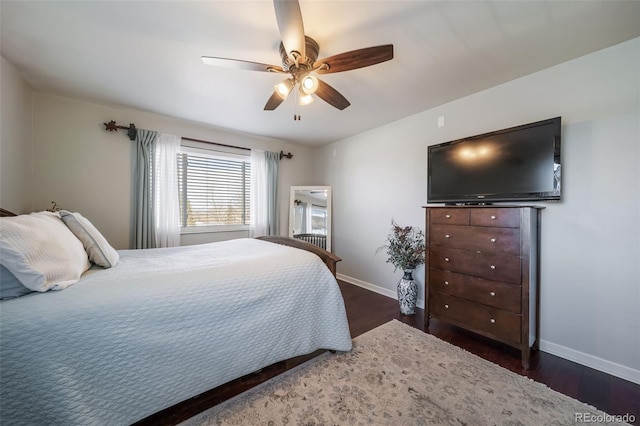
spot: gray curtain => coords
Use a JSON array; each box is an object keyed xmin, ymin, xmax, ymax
[
  {"xmin": 265, "ymin": 151, "xmax": 280, "ymax": 236},
  {"xmin": 132, "ymin": 129, "xmax": 158, "ymax": 249}
]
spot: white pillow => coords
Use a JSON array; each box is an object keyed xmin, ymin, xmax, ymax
[
  {"xmin": 59, "ymin": 211, "xmax": 119, "ymax": 268},
  {"xmin": 0, "ymin": 211, "xmax": 90, "ymax": 292}
]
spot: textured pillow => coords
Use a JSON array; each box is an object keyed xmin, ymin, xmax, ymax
[
  {"xmin": 59, "ymin": 211, "xmax": 119, "ymax": 268},
  {"xmin": 0, "ymin": 211, "xmax": 91, "ymax": 292},
  {"xmin": 0, "ymin": 265, "xmax": 33, "ymax": 300}
]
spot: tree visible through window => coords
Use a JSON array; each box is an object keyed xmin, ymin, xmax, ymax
[{"xmin": 177, "ymin": 151, "xmax": 251, "ymax": 228}]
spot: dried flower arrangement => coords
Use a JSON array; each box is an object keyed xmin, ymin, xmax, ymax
[{"xmin": 376, "ymin": 219, "xmax": 426, "ymax": 272}]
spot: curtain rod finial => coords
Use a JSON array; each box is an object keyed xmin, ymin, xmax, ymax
[
  {"xmin": 280, "ymin": 151, "xmax": 293, "ymax": 160},
  {"xmin": 104, "ymin": 120, "xmax": 119, "ymax": 132}
]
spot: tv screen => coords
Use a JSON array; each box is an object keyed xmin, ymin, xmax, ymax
[{"xmin": 427, "ymin": 117, "xmax": 561, "ymax": 204}]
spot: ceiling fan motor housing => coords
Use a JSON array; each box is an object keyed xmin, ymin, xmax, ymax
[{"xmin": 280, "ymin": 36, "xmax": 320, "ymax": 77}]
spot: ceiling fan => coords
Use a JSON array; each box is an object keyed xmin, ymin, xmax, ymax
[{"xmin": 201, "ymin": 0, "xmax": 393, "ymax": 112}]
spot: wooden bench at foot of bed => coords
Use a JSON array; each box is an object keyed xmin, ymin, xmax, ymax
[{"xmin": 256, "ymin": 236, "xmax": 341, "ymax": 277}]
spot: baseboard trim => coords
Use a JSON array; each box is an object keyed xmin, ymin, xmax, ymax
[
  {"xmin": 539, "ymin": 340, "xmax": 640, "ymax": 385},
  {"xmin": 337, "ymin": 273, "xmax": 425, "ymax": 310},
  {"xmin": 337, "ymin": 273, "xmax": 639, "ymax": 385}
]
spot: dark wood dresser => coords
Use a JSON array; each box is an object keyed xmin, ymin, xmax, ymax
[{"xmin": 423, "ymin": 205, "xmax": 543, "ymax": 368}]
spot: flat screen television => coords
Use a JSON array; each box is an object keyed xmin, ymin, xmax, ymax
[{"xmin": 427, "ymin": 117, "xmax": 561, "ymax": 204}]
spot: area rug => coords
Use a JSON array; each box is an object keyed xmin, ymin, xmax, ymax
[{"xmin": 182, "ymin": 320, "xmax": 629, "ymax": 426}]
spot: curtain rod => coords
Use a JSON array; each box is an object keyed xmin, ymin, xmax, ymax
[{"xmin": 102, "ymin": 120, "xmax": 293, "ymax": 159}]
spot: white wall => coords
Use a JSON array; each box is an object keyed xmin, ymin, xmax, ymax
[
  {"xmin": 31, "ymin": 93, "xmax": 315, "ymax": 249},
  {"xmin": 315, "ymin": 38, "xmax": 640, "ymax": 383},
  {"xmin": 0, "ymin": 57, "xmax": 33, "ymax": 214}
]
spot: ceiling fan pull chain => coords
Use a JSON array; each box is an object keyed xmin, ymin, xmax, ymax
[{"xmin": 293, "ymin": 90, "xmax": 301, "ymax": 121}]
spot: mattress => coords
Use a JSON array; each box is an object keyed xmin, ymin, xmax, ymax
[{"xmin": 0, "ymin": 238, "xmax": 352, "ymax": 425}]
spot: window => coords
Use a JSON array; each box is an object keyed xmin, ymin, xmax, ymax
[
  {"xmin": 311, "ymin": 205, "xmax": 327, "ymax": 235},
  {"xmin": 177, "ymin": 148, "xmax": 250, "ymax": 231}
]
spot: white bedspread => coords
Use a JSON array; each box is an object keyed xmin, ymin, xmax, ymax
[{"xmin": 0, "ymin": 238, "xmax": 352, "ymax": 425}]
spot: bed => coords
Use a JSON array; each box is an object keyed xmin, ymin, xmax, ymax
[{"xmin": 0, "ymin": 210, "xmax": 352, "ymax": 425}]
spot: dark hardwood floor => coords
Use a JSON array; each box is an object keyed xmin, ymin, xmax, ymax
[{"xmin": 137, "ymin": 280, "xmax": 640, "ymax": 426}]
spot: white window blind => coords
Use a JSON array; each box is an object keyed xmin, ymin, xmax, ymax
[{"xmin": 177, "ymin": 148, "xmax": 251, "ymax": 229}]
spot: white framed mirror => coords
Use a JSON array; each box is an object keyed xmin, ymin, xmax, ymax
[{"xmin": 289, "ymin": 186, "xmax": 332, "ymax": 252}]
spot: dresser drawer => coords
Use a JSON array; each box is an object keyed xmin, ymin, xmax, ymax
[
  {"xmin": 429, "ymin": 269, "xmax": 521, "ymax": 313},
  {"xmin": 430, "ymin": 224, "xmax": 520, "ymax": 255},
  {"xmin": 429, "ymin": 208, "xmax": 469, "ymax": 225},
  {"xmin": 431, "ymin": 292, "xmax": 521, "ymax": 345},
  {"xmin": 470, "ymin": 208, "xmax": 520, "ymax": 228},
  {"xmin": 429, "ymin": 247, "xmax": 521, "ymax": 284}
]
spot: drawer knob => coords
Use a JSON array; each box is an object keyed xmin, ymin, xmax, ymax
[
  {"xmin": 490, "ymin": 318, "xmax": 496, "ymax": 324},
  {"xmin": 445, "ymin": 234, "xmax": 450, "ymax": 239},
  {"xmin": 490, "ymin": 265, "xmax": 496, "ymax": 270},
  {"xmin": 490, "ymin": 238, "xmax": 497, "ymax": 243},
  {"xmin": 444, "ymin": 257, "xmax": 450, "ymax": 262},
  {"xmin": 444, "ymin": 281, "xmax": 449, "ymax": 285},
  {"xmin": 444, "ymin": 304, "xmax": 449, "ymax": 309},
  {"xmin": 445, "ymin": 214, "xmax": 451, "ymax": 219},
  {"xmin": 490, "ymin": 291, "xmax": 496, "ymax": 296},
  {"xmin": 490, "ymin": 215, "xmax": 497, "ymax": 220}
]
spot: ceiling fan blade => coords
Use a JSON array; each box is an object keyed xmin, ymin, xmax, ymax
[
  {"xmin": 264, "ymin": 91, "xmax": 285, "ymax": 111},
  {"xmin": 315, "ymin": 44, "xmax": 394, "ymax": 74},
  {"xmin": 315, "ymin": 79, "xmax": 351, "ymax": 110},
  {"xmin": 273, "ymin": 0, "xmax": 306, "ymax": 61},
  {"xmin": 201, "ymin": 57, "xmax": 284, "ymax": 73}
]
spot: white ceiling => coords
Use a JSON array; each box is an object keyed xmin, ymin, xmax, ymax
[{"xmin": 2, "ymin": 1, "xmax": 639, "ymax": 147}]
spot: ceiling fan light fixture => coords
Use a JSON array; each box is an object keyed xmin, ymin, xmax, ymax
[
  {"xmin": 301, "ymin": 74, "xmax": 319, "ymax": 95},
  {"xmin": 299, "ymin": 86, "xmax": 314, "ymax": 106},
  {"xmin": 275, "ymin": 78, "xmax": 295, "ymax": 99}
]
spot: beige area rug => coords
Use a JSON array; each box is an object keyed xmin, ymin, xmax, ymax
[{"xmin": 183, "ymin": 320, "xmax": 628, "ymax": 426}]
